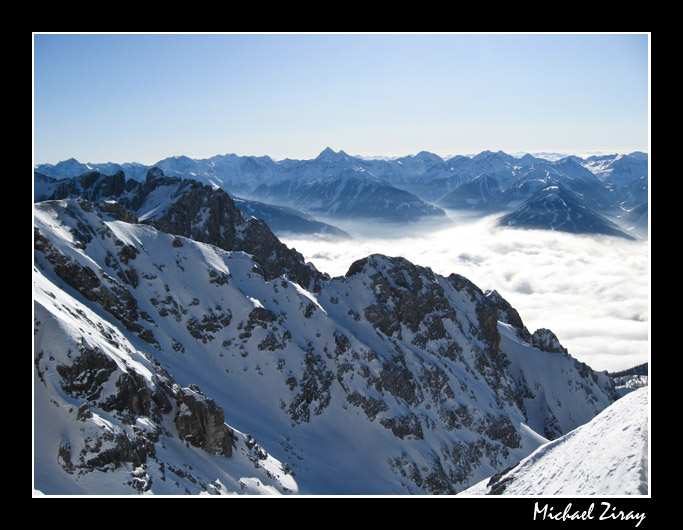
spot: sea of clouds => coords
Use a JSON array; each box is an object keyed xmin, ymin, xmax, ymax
[{"xmin": 281, "ymin": 213, "xmax": 650, "ymax": 374}]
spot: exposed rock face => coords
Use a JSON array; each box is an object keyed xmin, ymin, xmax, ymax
[
  {"xmin": 531, "ymin": 328, "xmax": 568, "ymax": 354},
  {"xmin": 485, "ymin": 289, "xmax": 532, "ymax": 342},
  {"xmin": 487, "ymin": 290, "xmax": 569, "ymax": 355},
  {"xmin": 43, "ymin": 169, "xmax": 128, "ymax": 203},
  {"xmin": 33, "ymin": 205, "xmax": 152, "ymax": 345},
  {"xmin": 349, "ymin": 256, "xmax": 460, "ymax": 341},
  {"xmin": 172, "ymin": 385, "xmax": 234, "ymax": 457}
]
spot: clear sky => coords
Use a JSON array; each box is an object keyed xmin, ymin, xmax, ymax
[{"xmin": 33, "ymin": 32, "xmax": 650, "ymax": 165}]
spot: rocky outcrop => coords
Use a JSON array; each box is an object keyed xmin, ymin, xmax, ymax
[
  {"xmin": 36, "ymin": 169, "xmax": 128, "ymax": 203},
  {"xmin": 487, "ymin": 290, "xmax": 569, "ymax": 354},
  {"xmin": 141, "ymin": 169, "xmax": 326, "ymax": 291},
  {"xmin": 171, "ymin": 385, "xmax": 234, "ymax": 457},
  {"xmin": 531, "ymin": 328, "xmax": 568, "ymax": 354},
  {"xmin": 348, "ymin": 256, "xmax": 468, "ymax": 347},
  {"xmin": 485, "ymin": 289, "xmax": 532, "ymax": 342}
]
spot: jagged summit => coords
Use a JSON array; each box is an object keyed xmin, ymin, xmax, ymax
[
  {"xmin": 316, "ymin": 146, "xmax": 349, "ymax": 160},
  {"xmin": 145, "ymin": 165, "xmax": 165, "ymax": 182},
  {"xmin": 472, "ymin": 149, "xmax": 514, "ymax": 161}
]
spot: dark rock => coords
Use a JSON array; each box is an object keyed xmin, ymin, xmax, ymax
[
  {"xmin": 55, "ymin": 343, "xmax": 117, "ymax": 402},
  {"xmin": 485, "ymin": 289, "xmax": 531, "ymax": 342},
  {"xmin": 380, "ymin": 413, "xmax": 424, "ymax": 440},
  {"xmin": 485, "ymin": 415, "xmax": 521, "ymax": 448},
  {"xmin": 379, "ymin": 357, "xmax": 419, "ymax": 407},
  {"xmin": 531, "ymin": 328, "xmax": 568, "ymax": 354},
  {"xmin": 94, "ymin": 200, "xmax": 139, "ymax": 224},
  {"xmin": 173, "ymin": 386, "xmax": 234, "ymax": 457},
  {"xmin": 288, "ymin": 351, "xmax": 334, "ymax": 423},
  {"xmin": 35, "ymin": 223, "xmax": 151, "ymax": 342}
]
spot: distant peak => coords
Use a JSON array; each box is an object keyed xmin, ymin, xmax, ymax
[
  {"xmin": 318, "ymin": 147, "xmax": 336, "ymax": 157},
  {"xmin": 414, "ymin": 151, "xmax": 443, "ymax": 161},
  {"xmin": 316, "ymin": 147, "xmax": 349, "ymax": 161},
  {"xmin": 473, "ymin": 150, "xmax": 513, "ymax": 161}
]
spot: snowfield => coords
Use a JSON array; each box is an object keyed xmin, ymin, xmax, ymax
[{"xmin": 459, "ymin": 386, "xmax": 649, "ymax": 496}]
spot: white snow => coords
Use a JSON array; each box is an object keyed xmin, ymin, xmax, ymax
[{"xmin": 459, "ymin": 386, "xmax": 649, "ymax": 496}]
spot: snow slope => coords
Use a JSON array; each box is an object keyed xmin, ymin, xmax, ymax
[
  {"xmin": 459, "ymin": 386, "xmax": 649, "ymax": 496},
  {"xmin": 33, "ymin": 195, "xmax": 622, "ymax": 496},
  {"xmin": 33, "ymin": 203, "xmax": 298, "ymax": 495}
]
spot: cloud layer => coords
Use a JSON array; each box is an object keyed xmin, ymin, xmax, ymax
[{"xmin": 282, "ymin": 214, "xmax": 650, "ymax": 373}]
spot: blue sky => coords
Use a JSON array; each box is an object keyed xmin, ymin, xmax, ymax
[{"xmin": 33, "ymin": 33, "xmax": 650, "ymax": 165}]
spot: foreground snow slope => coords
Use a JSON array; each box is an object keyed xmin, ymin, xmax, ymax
[{"xmin": 459, "ymin": 386, "xmax": 649, "ymax": 496}]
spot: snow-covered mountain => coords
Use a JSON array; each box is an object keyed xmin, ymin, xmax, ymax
[
  {"xmin": 438, "ymin": 173, "xmax": 505, "ymax": 211},
  {"xmin": 33, "ymin": 167, "xmax": 330, "ymax": 291},
  {"xmin": 35, "ymin": 148, "xmax": 648, "ymax": 239},
  {"xmin": 154, "ymin": 153, "xmax": 286, "ymax": 198},
  {"xmin": 232, "ymin": 197, "xmax": 351, "ymax": 240},
  {"xmin": 35, "ymin": 157, "xmax": 150, "ymax": 182},
  {"xmin": 496, "ymin": 185, "xmax": 636, "ymax": 240},
  {"xmin": 252, "ymin": 166, "xmax": 448, "ymax": 224},
  {"xmin": 33, "ymin": 174, "xmax": 631, "ymax": 495},
  {"xmin": 459, "ymin": 386, "xmax": 648, "ymax": 496},
  {"xmin": 582, "ymin": 153, "xmax": 648, "ymax": 197}
]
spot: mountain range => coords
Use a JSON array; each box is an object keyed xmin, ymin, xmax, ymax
[
  {"xmin": 35, "ymin": 148, "xmax": 648, "ymax": 240},
  {"xmin": 33, "ymin": 164, "xmax": 648, "ymax": 496}
]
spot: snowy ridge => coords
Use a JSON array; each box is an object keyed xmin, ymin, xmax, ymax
[
  {"xmin": 459, "ymin": 386, "xmax": 649, "ymax": 496},
  {"xmin": 33, "ymin": 194, "xmax": 631, "ymax": 495}
]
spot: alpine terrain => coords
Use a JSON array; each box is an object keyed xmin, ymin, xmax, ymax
[
  {"xmin": 33, "ymin": 160, "xmax": 648, "ymax": 496},
  {"xmin": 35, "ymin": 148, "xmax": 649, "ymax": 240}
]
